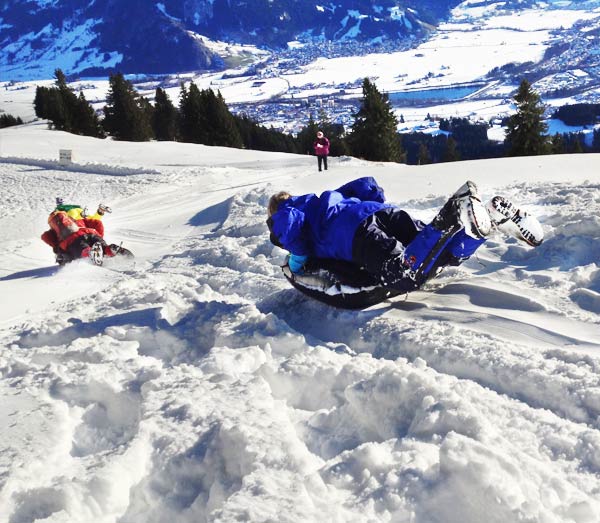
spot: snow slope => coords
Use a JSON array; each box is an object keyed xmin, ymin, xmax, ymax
[{"xmin": 1, "ymin": 123, "xmax": 600, "ymax": 522}]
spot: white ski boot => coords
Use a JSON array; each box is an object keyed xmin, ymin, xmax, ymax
[
  {"xmin": 433, "ymin": 181, "xmax": 492, "ymax": 239},
  {"xmin": 89, "ymin": 241, "xmax": 104, "ymax": 266},
  {"xmin": 486, "ymin": 196, "xmax": 544, "ymax": 246}
]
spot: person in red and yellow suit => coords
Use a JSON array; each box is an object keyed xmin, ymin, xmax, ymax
[{"xmin": 41, "ymin": 203, "xmax": 111, "ymax": 264}]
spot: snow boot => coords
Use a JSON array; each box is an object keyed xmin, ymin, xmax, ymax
[
  {"xmin": 402, "ymin": 181, "xmax": 490, "ymax": 278},
  {"xmin": 106, "ymin": 243, "xmax": 134, "ymax": 258},
  {"xmin": 486, "ymin": 196, "xmax": 544, "ymax": 246},
  {"xmin": 88, "ymin": 241, "xmax": 104, "ymax": 266},
  {"xmin": 55, "ymin": 251, "xmax": 70, "ymax": 266},
  {"xmin": 433, "ymin": 181, "xmax": 492, "ymax": 239},
  {"xmin": 97, "ymin": 203, "xmax": 112, "ymax": 216}
]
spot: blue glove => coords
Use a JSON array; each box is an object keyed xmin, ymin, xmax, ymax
[{"xmin": 288, "ymin": 254, "xmax": 309, "ymax": 274}]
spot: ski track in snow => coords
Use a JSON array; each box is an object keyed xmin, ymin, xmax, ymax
[{"xmin": 1, "ymin": 128, "xmax": 600, "ymax": 522}]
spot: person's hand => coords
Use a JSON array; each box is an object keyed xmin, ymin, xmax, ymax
[{"xmin": 288, "ymin": 254, "xmax": 309, "ymax": 274}]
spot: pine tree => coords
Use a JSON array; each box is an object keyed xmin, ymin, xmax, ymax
[
  {"xmin": 32, "ymin": 69, "xmax": 102, "ymax": 137},
  {"xmin": 593, "ymin": 129, "xmax": 600, "ymax": 152},
  {"xmin": 316, "ymin": 108, "xmax": 349, "ymax": 157},
  {"xmin": 572, "ymin": 136, "xmax": 584, "ymax": 153},
  {"xmin": 347, "ymin": 78, "xmax": 403, "ymax": 162},
  {"xmin": 178, "ymin": 82, "xmax": 208, "ymax": 144},
  {"xmin": 177, "ymin": 83, "xmax": 192, "ymax": 141},
  {"xmin": 53, "ymin": 68, "xmax": 79, "ymax": 132},
  {"xmin": 34, "ymin": 86, "xmax": 51, "ymax": 120},
  {"xmin": 234, "ymin": 114, "xmax": 298, "ymax": 153},
  {"xmin": 296, "ymin": 114, "xmax": 320, "ymax": 155},
  {"xmin": 0, "ymin": 114, "xmax": 23, "ymax": 128},
  {"xmin": 73, "ymin": 92, "xmax": 104, "ymax": 137},
  {"xmin": 417, "ymin": 143, "xmax": 431, "ymax": 165},
  {"xmin": 550, "ymin": 133, "xmax": 565, "ymax": 154},
  {"xmin": 37, "ymin": 70, "xmax": 71, "ymax": 131},
  {"xmin": 153, "ymin": 87, "xmax": 178, "ymax": 141},
  {"xmin": 442, "ymin": 136, "xmax": 460, "ymax": 162},
  {"xmin": 139, "ymin": 96, "xmax": 155, "ymax": 136},
  {"xmin": 203, "ymin": 89, "xmax": 243, "ymax": 148},
  {"xmin": 103, "ymin": 73, "xmax": 153, "ymax": 141},
  {"xmin": 178, "ymin": 83, "xmax": 242, "ymax": 147},
  {"xmin": 505, "ymin": 79, "xmax": 550, "ymax": 156}
]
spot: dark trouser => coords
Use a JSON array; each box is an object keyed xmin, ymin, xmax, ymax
[
  {"xmin": 67, "ymin": 233, "xmax": 105, "ymax": 259},
  {"xmin": 352, "ymin": 209, "xmax": 488, "ymax": 292},
  {"xmin": 352, "ymin": 208, "xmax": 424, "ymax": 292},
  {"xmin": 317, "ymin": 155, "xmax": 328, "ymax": 171}
]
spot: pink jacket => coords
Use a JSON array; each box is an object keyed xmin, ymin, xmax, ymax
[{"xmin": 313, "ymin": 137, "xmax": 330, "ymax": 156}]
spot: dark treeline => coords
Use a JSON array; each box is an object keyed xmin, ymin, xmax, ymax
[
  {"xmin": 33, "ymin": 71, "xmax": 600, "ymax": 164},
  {"xmin": 0, "ymin": 113, "xmax": 23, "ymax": 128},
  {"xmin": 401, "ymin": 82, "xmax": 600, "ymax": 164},
  {"xmin": 552, "ymin": 103, "xmax": 600, "ymax": 126},
  {"xmin": 34, "ymin": 69, "xmax": 104, "ymax": 137},
  {"xmin": 401, "ymin": 117, "xmax": 505, "ymax": 165},
  {"xmin": 34, "ymin": 69, "xmax": 300, "ymax": 151}
]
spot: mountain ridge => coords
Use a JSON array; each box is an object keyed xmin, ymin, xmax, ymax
[{"xmin": 1, "ymin": 0, "xmax": 460, "ymax": 79}]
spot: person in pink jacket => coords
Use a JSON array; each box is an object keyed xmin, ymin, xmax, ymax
[{"xmin": 313, "ymin": 130, "xmax": 330, "ymax": 171}]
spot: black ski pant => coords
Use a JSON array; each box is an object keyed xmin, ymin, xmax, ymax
[
  {"xmin": 317, "ymin": 155, "xmax": 328, "ymax": 171},
  {"xmin": 351, "ymin": 208, "xmax": 425, "ymax": 292},
  {"xmin": 66, "ymin": 233, "xmax": 105, "ymax": 259}
]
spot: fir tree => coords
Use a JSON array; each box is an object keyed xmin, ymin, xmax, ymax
[
  {"xmin": 33, "ymin": 69, "xmax": 102, "ymax": 137},
  {"xmin": 103, "ymin": 73, "xmax": 153, "ymax": 141},
  {"xmin": 203, "ymin": 89, "xmax": 243, "ymax": 148},
  {"xmin": 139, "ymin": 96, "xmax": 155, "ymax": 135},
  {"xmin": 52, "ymin": 68, "xmax": 79, "ymax": 132},
  {"xmin": 505, "ymin": 79, "xmax": 550, "ymax": 157},
  {"xmin": 550, "ymin": 133, "xmax": 565, "ymax": 154},
  {"xmin": 153, "ymin": 87, "xmax": 178, "ymax": 141},
  {"xmin": 178, "ymin": 83, "xmax": 242, "ymax": 147},
  {"xmin": 442, "ymin": 136, "xmax": 460, "ymax": 162},
  {"xmin": 317, "ymin": 108, "xmax": 349, "ymax": 156},
  {"xmin": 571, "ymin": 136, "xmax": 584, "ymax": 153},
  {"xmin": 562, "ymin": 132, "xmax": 585, "ymax": 153},
  {"xmin": 347, "ymin": 78, "xmax": 403, "ymax": 162},
  {"xmin": 35, "ymin": 70, "xmax": 71, "ymax": 131},
  {"xmin": 34, "ymin": 86, "xmax": 52, "ymax": 121},
  {"xmin": 234, "ymin": 114, "xmax": 298, "ymax": 153},
  {"xmin": 417, "ymin": 143, "xmax": 431, "ymax": 165},
  {"xmin": 72, "ymin": 92, "xmax": 104, "ymax": 137},
  {"xmin": 296, "ymin": 115, "xmax": 320, "ymax": 155},
  {"xmin": 178, "ymin": 82, "xmax": 208, "ymax": 144},
  {"xmin": 593, "ymin": 129, "xmax": 600, "ymax": 152},
  {"xmin": 0, "ymin": 114, "xmax": 23, "ymax": 128}
]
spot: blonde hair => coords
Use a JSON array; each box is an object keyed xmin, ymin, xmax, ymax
[{"xmin": 268, "ymin": 191, "xmax": 291, "ymax": 216}]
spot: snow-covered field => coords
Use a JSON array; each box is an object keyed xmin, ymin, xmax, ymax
[{"xmin": 1, "ymin": 123, "xmax": 600, "ymax": 522}]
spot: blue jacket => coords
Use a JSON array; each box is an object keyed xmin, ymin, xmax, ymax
[{"xmin": 270, "ymin": 177, "xmax": 390, "ymax": 261}]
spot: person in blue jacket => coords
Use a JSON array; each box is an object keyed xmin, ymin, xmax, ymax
[{"xmin": 266, "ymin": 176, "xmax": 491, "ymax": 293}]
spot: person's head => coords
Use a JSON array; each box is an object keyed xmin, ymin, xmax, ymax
[
  {"xmin": 316, "ymin": 131, "xmax": 324, "ymax": 139},
  {"xmin": 268, "ymin": 191, "xmax": 291, "ymax": 217}
]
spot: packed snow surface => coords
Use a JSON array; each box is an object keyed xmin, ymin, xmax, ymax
[{"xmin": 1, "ymin": 123, "xmax": 600, "ymax": 522}]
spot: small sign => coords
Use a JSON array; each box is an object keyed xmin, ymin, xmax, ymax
[{"xmin": 59, "ymin": 149, "xmax": 73, "ymax": 164}]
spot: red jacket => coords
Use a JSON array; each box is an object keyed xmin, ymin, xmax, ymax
[
  {"xmin": 41, "ymin": 211, "xmax": 104, "ymax": 252},
  {"xmin": 313, "ymin": 137, "xmax": 330, "ymax": 156}
]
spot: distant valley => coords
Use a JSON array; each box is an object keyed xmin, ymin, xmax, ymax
[{"xmin": 2, "ymin": 0, "xmax": 600, "ymax": 136}]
